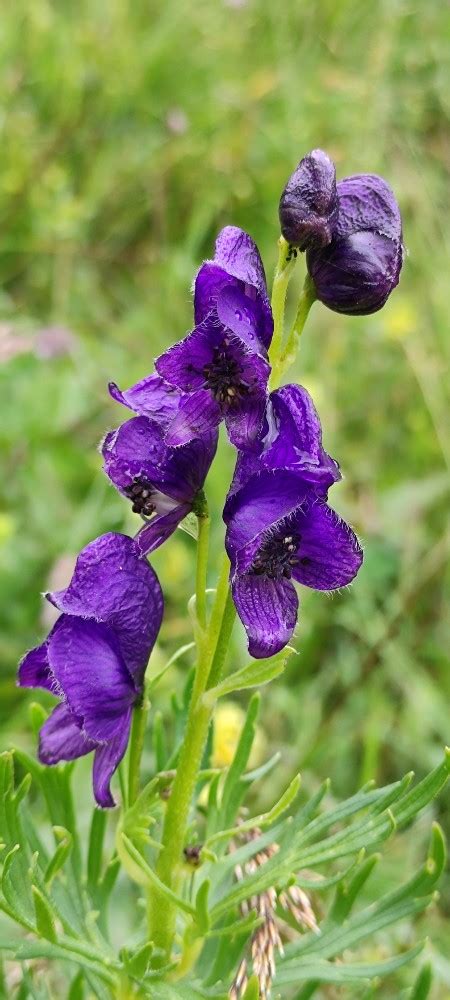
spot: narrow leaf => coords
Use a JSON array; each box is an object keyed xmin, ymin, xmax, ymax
[
  {"xmin": 32, "ymin": 886, "xmax": 58, "ymax": 943},
  {"xmin": 205, "ymin": 649, "xmax": 293, "ymax": 703}
]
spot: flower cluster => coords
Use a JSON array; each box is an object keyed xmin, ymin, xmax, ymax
[{"xmin": 19, "ymin": 152, "xmax": 401, "ymax": 806}]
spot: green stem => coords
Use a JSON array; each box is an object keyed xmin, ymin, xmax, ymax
[
  {"xmin": 195, "ymin": 504, "xmax": 210, "ymax": 632},
  {"xmin": 148, "ymin": 557, "xmax": 235, "ymax": 957},
  {"xmin": 127, "ymin": 693, "xmax": 150, "ymax": 807},
  {"xmin": 271, "ymin": 273, "xmax": 316, "ymax": 387},
  {"xmin": 268, "ymin": 236, "xmax": 297, "ymax": 371}
]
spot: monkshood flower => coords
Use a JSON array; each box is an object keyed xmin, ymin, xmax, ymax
[
  {"xmin": 224, "ymin": 473, "xmax": 363, "ymax": 658},
  {"xmin": 101, "ymin": 415, "xmax": 217, "ymax": 554},
  {"xmin": 18, "ymin": 533, "xmax": 163, "ymax": 807},
  {"xmin": 227, "ymin": 383, "xmax": 341, "ymax": 499},
  {"xmin": 307, "ymin": 171, "xmax": 403, "ymax": 315},
  {"xmin": 279, "ymin": 149, "xmax": 339, "ymax": 251},
  {"xmin": 155, "ymin": 227, "xmax": 273, "ymax": 451}
]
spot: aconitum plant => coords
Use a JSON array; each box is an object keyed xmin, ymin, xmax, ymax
[{"xmin": 3, "ymin": 151, "xmax": 448, "ymax": 1000}]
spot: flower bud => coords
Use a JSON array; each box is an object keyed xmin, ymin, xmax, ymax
[
  {"xmin": 307, "ymin": 174, "xmax": 403, "ymax": 315},
  {"xmin": 279, "ymin": 149, "xmax": 339, "ymax": 251}
]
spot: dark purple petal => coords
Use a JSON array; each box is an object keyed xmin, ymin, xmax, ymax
[
  {"xmin": 225, "ymin": 471, "xmax": 309, "ymax": 563},
  {"xmin": 290, "ymin": 498, "xmax": 363, "ymax": 590},
  {"xmin": 136, "ymin": 502, "xmax": 191, "ymax": 555},
  {"xmin": 336, "ymin": 174, "xmax": 402, "ymax": 242},
  {"xmin": 47, "ymin": 617, "xmax": 136, "ymax": 743},
  {"xmin": 164, "ymin": 389, "xmax": 222, "ymax": 447},
  {"xmin": 215, "ymin": 285, "xmax": 268, "ymax": 355},
  {"xmin": 92, "ymin": 710, "xmax": 132, "ymax": 808},
  {"xmin": 214, "ymin": 227, "xmax": 270, "ymax": 310},
  {"xmin": 102, "ymin": 417, "xmax": 217, "ymax": 505},
  {"xmin": 307, "ymin": 230, "xmax": 402, "ymax": 315},
  {"xmin": 18, "ymin": 641, "xmax": 53, "ymax": 692},
  {"xmin": 224, "ymin": 389, "xmax": 267, "ymax": 452},
  {"xmin": 108, "ymin": 373, "xmax": 181, "ymax": 428},
  {"xmin": 279, "ymin": 149, "xmax": 339, "ymax": 250},
  {"xmin": 230, "ymin": 383, "xmax": 340, "ymax": 496},
  {"xmin": 39, "ymin": 703, "xmax": 97, "ymax": 764},
  {"xmin": 194, "ymin": 227, "xmax": 273, "ymax": 349},
  {"xmin": 222, "ymin": 348, "xmax": 269, "ymax": 451},
  {"xmin": 155, "ymin": 323, "xmax": 216, "ymax": 392},
  {"xmin": 47, "ymin": 533, "xmax": 163, "ymax": 684},
  {"xmin": 232, "ymin": 573, "xmax": 298, "ymax": 658}
]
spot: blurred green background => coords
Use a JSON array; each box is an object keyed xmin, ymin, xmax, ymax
[{"xmin": 0, "ymin": 0, "xmax": 449, "ymax": 994}]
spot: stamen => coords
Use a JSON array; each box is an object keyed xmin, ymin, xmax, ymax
[
  {"xmin": 251, "ymin": 532, "xmax": 303, "ymax": 580},
  {"xmin": 123, "ymin": 476, "xmax": 156, "ymax": 517},
  {"xmin": 202, "ymin": 345, "xmax": 248, "ymax": 406}
]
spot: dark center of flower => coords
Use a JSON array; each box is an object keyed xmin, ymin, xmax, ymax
[
  {"xmin": 123, "ymin": 476, "xmax": 156, "ymax": 517},
  {"xmin": 252, "ymin": 533, "xmax": 311, "ymax": 580},
  {"xmin": 202, "ymin": 345, "xmax": 249, "ymax": 406}
]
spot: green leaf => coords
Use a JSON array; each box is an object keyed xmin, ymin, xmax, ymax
[
  {"xmin": 392, "ymin": 749, "xmax": 450, "ymax": 828},
  {"xmin": 195, "ymin": 879, "xmax": 211, "ymax": 934},
  {"xmin": 1, "ymin": 845, "xmax": 34, "ymax": 930},
  {"xmin": 2, "ymin": 939, "xmax": 118, "ymax": 987},
  {"xmin": 411, "ymin": 962, "xmax": 433, "ymax": 999},
  {"xmin": 327, "ymin": 855, "xmax": 379, "ymax": 925},
  {"xmin": 32, "ymin": 885, "xmax": 58, "ymax": 943},
  {"xmin": 87, "ymin": 809, "xmax": 107, "ymax": 895},
  {"xmin": 275, "ymin": 942, "xmax": 424, "ymax": 987},
  {"xmin": 119, "ymin": 834, "xmax": 196, "ymax": 917},
  {"xmin": 121, "ymin": 940, "xmax": 154, "ymax": 978},
  {"xmin": 217, "ymin": 694, "xmax": 260, "ymax": 833},
  {"xmin": 44, "ymin": 826, "xmax": 73, "ymax": 886},
  {"xmin": 242, "ymin": 976, "xmax": 260, "ymax": 999},
  {"xmin": 205, "ymin": 648, "xmax": 293, "ymax": 703},
  {"xmin": 147, "ymin": 642, "xmax": 196, "ymax": 694},
  {"xmin": 206, "ymin": 773, "xmax": 301, "ymax": 850},
  {"xmin": 67, "ymin": 971, "xmax": 85, "ymax": 1000}
]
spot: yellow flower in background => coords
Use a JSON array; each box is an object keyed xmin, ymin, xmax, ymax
[
  {"xmin": 212, "ymin": 701, "xmax": 265, "ymax": 770},
  {"xmin": 383, "ymin": 298, "xmax": 417, "ymax": 340}
]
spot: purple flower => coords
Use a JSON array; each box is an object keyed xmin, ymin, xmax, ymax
[
  {"xmin": 226, "ymin": 383, "xmax": 341, "ymax": 500},
  {"xmin": 279, "ymin": 149, "xmax": 339, "ymax": 251},
  {"xmin": 194, "ymin": 226, "xmax": 273, "ymax": 349},
  {"xmin": 307, "ymin": 173, "xmax": 403, "ymax": 315},
  {"xmin": 224, "ymin": 472, "xmax": 363, "ymax": 658},
  {"xmin": 155, "ymin": 227, "xmax": 273, "ymax": 451},
  {"xmin": 101, "ymin": 415, "xmax": 217, "ymax": 554},
  {"xmin": 18, "ymin": 533, "xmax": 163, "ymax": 807}
]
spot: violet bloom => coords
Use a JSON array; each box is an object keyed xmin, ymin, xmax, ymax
[
  {"xmin": 307, "ymin": 173, "xmax": 403, "ymax": 315},
  {"xmin": 279, "ymin": 149, "xmax": 339, "ymax": 251},
  {"xmin": 18, "ymin": 533, "xmax": 163, "ymax": 807},
  {"xmin": 155, "ymin": 227, "xmax": 273, "ymax": 451},
  {"xmin": 227, "ymin": 383, "xmax": 341, "ymax": 499},
  {"xmin": 102, "ymin": 415, "xmax": 217, "ymax": 554},
  {"xmin": 224, "ymin": 473, "xmax": 362, "ymax": 658}
]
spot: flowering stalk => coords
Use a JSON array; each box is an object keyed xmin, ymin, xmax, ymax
[
  {"xmin": 13, "ymin": 153, "xmax": 420, "ymax": 998},
  {"xmin": 148, "ymin": 557, "xmax": 235, "ymax": 956}
]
